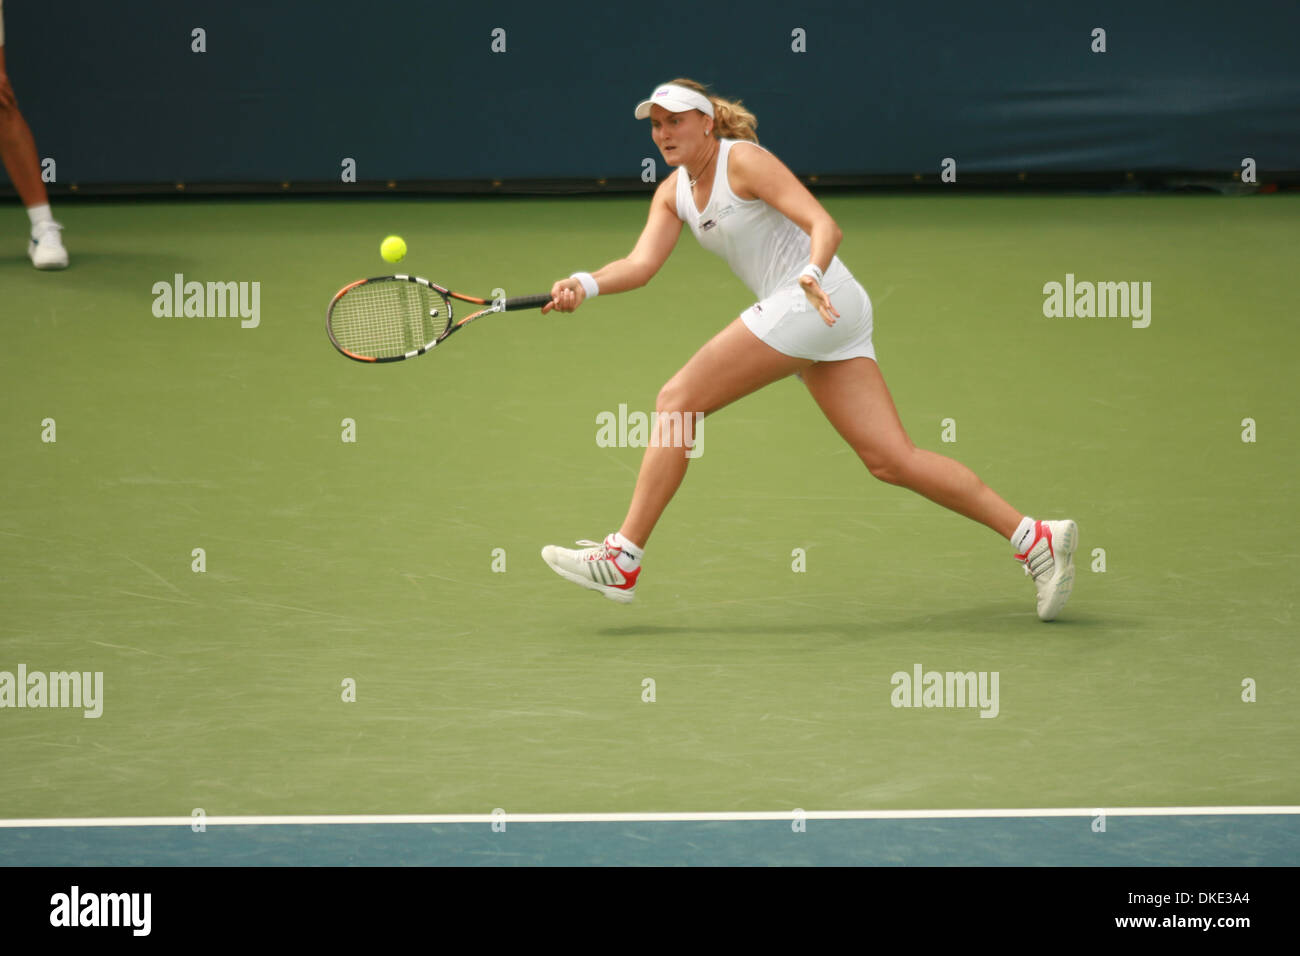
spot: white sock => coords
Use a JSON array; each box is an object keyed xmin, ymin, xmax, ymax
[
  {"xmin": 1010, "ymin": 517, "xmax": 1037, "ymax": 552},
  {"xmin": 611, "ymin": 532, "xmax": 643, "ymax": 571},
  {"xmin": 27, "ymin": 204, "xmax": 55, "ymax": 229}
]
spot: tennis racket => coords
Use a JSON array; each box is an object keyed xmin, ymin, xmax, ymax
[{"xmin": 326, "ymin": 274, "xmax": 553, "ymax": 363}]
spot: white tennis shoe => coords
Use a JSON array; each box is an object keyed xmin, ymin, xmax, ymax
[
  {"xmin": 1015, "ymin": 519, "xmax": 1078, "ymax": 621},
  {"xmin": 29, "ymin": 221, "xmax": 69, "ymax": 270},
  {"xmin": 541, "ymin": 535, "xmax": 640, "ymax": 604}
]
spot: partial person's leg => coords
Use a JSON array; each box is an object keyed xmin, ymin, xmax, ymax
[
  {"xmin": 0, "ymin": 45, "xmax": 49, "ymax": 208},
  {"xmin": 618, "ymin": 318, "xmax": 813, "ymax": 547},
  {"xmin": 801, "ymin": 357, "xmax": 1022, "ymax": 538},
  {"xmin": 0, "ymin": 44, "xmax": 66, "ymax": 269}
]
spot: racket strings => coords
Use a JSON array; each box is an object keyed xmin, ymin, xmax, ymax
[{"xmin": 330, "ymin": 281, "xmax": 450, "ymax": 358}]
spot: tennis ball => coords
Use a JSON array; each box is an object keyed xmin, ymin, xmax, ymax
[{"xmin": 380, "ymin": 235, "xmax": 407, "ymax": 263}]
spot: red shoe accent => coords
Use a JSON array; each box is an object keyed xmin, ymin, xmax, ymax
[
  {"xmin": 584, "ymin": 543, "xmax": 640, "ymax": 590},
  {"xmin": 1014, "ymin": 520, "xmax": 1055, "ymax": 563}
]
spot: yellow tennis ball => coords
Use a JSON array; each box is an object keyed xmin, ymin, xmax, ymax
[{"xmin": 380, "ymin": 235, "xmax": 406, "ymax": 263}]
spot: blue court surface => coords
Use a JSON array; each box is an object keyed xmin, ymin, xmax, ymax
[{"xmin": 2, "ymin": 811, "xmax": 1296, "ymax": 866}]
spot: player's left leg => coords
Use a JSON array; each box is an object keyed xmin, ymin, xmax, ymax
[
  {"xmin": 0, "ymin": 44, "xmax": 67, "ymax": 268},
  {"xmin": 803, "ymin": 356, "xmax": 1020, "ymax": 534},
  {"xmin": 801, "ymin": 356, "xmax": 1076, "ymax": 619}
]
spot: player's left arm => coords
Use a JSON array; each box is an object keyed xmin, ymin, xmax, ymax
[
  {"xmin": 729, "ymin": 143, "xmax": 842, "ymax": 325},
  {"xmin": 729, "ymin": 143, "xmax": 842, "ymax": 272}
]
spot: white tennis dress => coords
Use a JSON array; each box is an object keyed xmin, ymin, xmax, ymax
[{"xmin": 674, "ymin": 138, "xmax": 875, "ymax": 361}]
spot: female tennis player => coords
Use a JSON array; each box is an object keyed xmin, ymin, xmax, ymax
[{"xmin": 540, "ymin": 79, "xmax": 1077, "ymax": 620}]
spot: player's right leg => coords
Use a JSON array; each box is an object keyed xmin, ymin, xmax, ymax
[
  {"xmin": 620, "ymin": 317, "xmax": 812, "ymax": 547},
  {"xmin": 541, "ymin": 317, "xmax": 812, "ymax": 602},
  {"xmin": 0, "ymin": 44, "xmax": 68, "ymax": 269}
]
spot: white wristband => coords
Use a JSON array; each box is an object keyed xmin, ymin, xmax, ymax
[
  {"xmin": 799, "ymin": 264, "xmax": 824, "ymax": 285},
  {"xmin": 570, "ymin": 271, "xmax": 599, "ymax": 298}
]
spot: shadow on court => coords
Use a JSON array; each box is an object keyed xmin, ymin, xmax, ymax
[
  {"xmin": 595, "ymin": 622, "xmax": 872, "ymax": 638},
  {"xmin": 596, "ymin": 604, "xmax": 1135, "ymax": 640},
  {"xmin": 865, "ymin": 604, "xmax": 1138, "ymax": 636}
]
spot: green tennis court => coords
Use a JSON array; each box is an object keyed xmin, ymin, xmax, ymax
[{"xmin": 1, "ymin": 193, "xmax": 1297, "ymax": 863}]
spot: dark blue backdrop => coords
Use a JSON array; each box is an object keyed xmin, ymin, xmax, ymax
[{"xmin": 3, "ymin": 0, "xmax": 1298, "ymax": 186}]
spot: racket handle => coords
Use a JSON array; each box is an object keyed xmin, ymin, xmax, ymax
[{"xmin": 503, "ymin": 293, "xmax": 554, "ymax": 311}]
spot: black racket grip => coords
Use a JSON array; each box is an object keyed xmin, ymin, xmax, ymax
[{"xmin": 503, "ymin": 293, "xmax": 554, "ymax": 311}]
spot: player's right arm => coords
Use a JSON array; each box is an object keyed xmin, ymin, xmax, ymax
[{"xmin": 543, "ymin": 173, "xmax": 684, "ymax": 313}]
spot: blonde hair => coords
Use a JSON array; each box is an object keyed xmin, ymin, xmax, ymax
[{"xmin": 667, "ymin": 77, "xmax": 758, "ymax": 142}]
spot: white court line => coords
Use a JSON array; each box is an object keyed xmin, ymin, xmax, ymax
[{"xmin": 1, "ymin": 807, "xmax": 1298, "ymax": 828}]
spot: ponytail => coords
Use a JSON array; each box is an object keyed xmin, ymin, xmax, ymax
[{"xmin": 667, "ymin": 77, "xmax": 758, "ymax": 142}]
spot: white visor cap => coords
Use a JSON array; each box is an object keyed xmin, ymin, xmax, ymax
[{"xmin": 634, "ymin": 84, "xmax": 715, "ymax": 120}]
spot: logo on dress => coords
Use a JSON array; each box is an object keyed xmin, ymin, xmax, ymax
[{"xmin": 700, "ymin": 218, "xmax": 717, "ymax": 231}]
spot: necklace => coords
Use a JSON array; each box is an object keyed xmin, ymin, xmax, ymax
[{"xmin": 689, "ymin": 143, "xmax": 720, "ymax": 189}]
